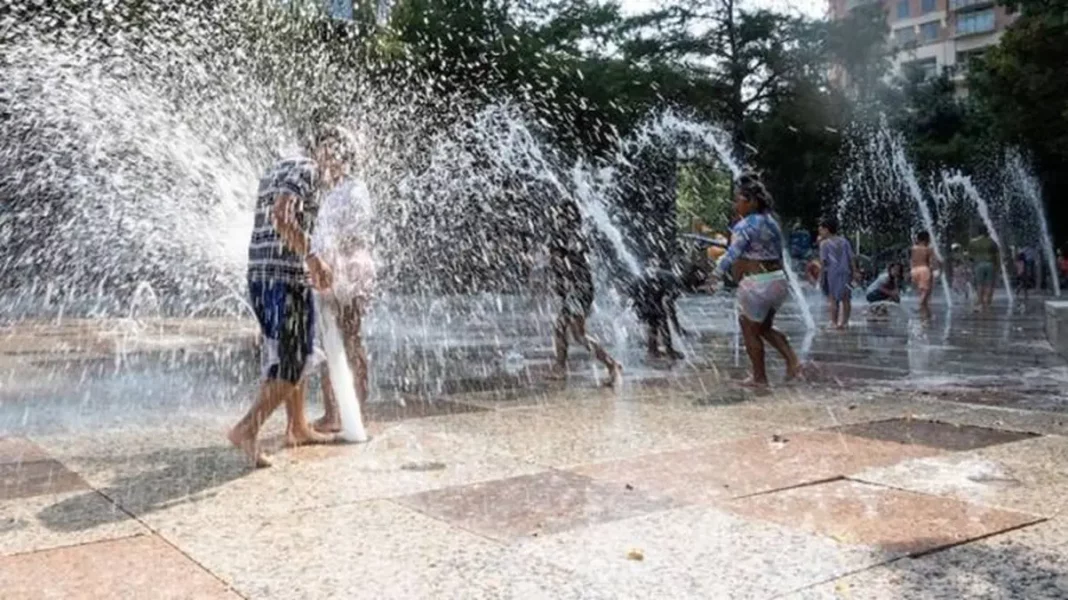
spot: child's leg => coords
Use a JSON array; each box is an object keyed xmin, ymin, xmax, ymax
[
  {"xmin": 662, "ymin": 320, "xmax": 683, "ymax": 359},
  {"xmin": 646, "ymin": 322, "xmax": 662, "ymax": 357},
  {"xmin": 229, "ymin": 379, "xmax": 294, "ymax": 468},
  {"xmin": 549, "ymin": 308, "xmax": 569, "ymax": 377},
  {"xmin": 346, "ymin": 304, "xmax": 370, "ymax": 415},
  {"xmin": 315, "ymin": 368, "xmax": 341, "ymax": 433},
  {"xmin": 570, "ymin": 316, "xmax": 621, "ymax": 386}
]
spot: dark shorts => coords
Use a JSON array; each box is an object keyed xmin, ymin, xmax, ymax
[
  {"xmin": 974, "ymin": 261, "xmax": 995, "ymax": 286},
  {"xmin": 249, "ymin": 279, "xmax": 316, "ymax": 383}
]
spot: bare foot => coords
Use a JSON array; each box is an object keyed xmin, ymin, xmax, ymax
[
  {"xmin": 547, "ymin": 364, "xmax": 568, "ymax": 381},
  {"xmin": 603, "ymin": 363, "xmax": 623, "ymax": 388},
  {"xmin": 228, "ymin": 426, "xmax": 272, "ymax": 468},
  {"xmin": 284, "ymin": 428, "xmax": 337, "ymax": 447},
  {"xmin": 313, "ymin": 415, "xmax": 342, "ymax": 434},
  {"xmin": 785, "ymin": 362, "xmax": 804, "ymax": 382},
  {"xmin": 738, "ymin": 375, "xmax": 768, "ymax": 388}
]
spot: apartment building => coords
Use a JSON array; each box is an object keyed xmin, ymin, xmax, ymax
[{"xmin": 829, "ymin": 0, "xmax": 1016, "ymax": 89}]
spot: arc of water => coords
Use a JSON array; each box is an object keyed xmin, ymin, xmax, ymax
[
  {"xmin": 1006, "ymin": 150, "xmax": 1060, "ymax": 297},
  {"xmin": 943, "ymin": 172, "xmax": 1015, "ymax": 311},
  {"xmin": 648, "ymin": 112, "xmax": 815, "ymax": 330},
  {"xmin": 881, "ymin": 125, "xmax": 953, "ymax": 309}
]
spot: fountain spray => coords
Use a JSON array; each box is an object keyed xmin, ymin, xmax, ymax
[
  {"xmin": 880, "ymin": 124, "xmax": 953, "ymax": 308},
  {"xmin": 1005, "ymin": 150, "xmax": 1060, "ymax": 297},
  {"xmin": 943, "ymin": 172, "xmax": 1014, "ymax": 311}
]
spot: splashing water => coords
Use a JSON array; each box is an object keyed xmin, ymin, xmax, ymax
[
  {"xmin": 880, "ymin": 125, "xmax": 953, "ymax": 308},
  {"xmin": 942, "ymin": 172, "xmax": 1014, "ymax": 310},
  {"xmin": 1004, "ymin": 150, "xmax": 1060, "ymax": 297},
  {"xmin": 317, "ymin": 295, "xmax": 368, "ymax": 443}
]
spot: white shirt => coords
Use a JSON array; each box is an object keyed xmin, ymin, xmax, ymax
[{"xmin": 313, "ymin": 180, "xmax": 376, "ymax": 301}]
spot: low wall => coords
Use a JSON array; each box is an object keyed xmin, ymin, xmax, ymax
[{"xmin": 1047, "ymin": 300, "xmax": 1068, "ymax": 361}]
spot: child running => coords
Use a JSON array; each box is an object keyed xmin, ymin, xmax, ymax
[
  {"xmin": 631, "ymin": 261, "xmax": 685, "ymax": 360},
  {"xmin": 910, "ymin": 231, "xmax": 939, "ymax": 319},
  {"xmin": 548, "ymin": 201, "xmax": 622, "ymax": 387},
  {"xmin": 714, "ymin": 172, "xmax": 800, "ymax": 387}
]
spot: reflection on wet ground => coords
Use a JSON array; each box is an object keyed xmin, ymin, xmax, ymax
[
  {"xmin": 1, "ymin": 293, "xmax": 1065, "ymax": 434},
  {"xmin": 2, "ymin": 293, "xmax": 1067, "ymax": 599}
]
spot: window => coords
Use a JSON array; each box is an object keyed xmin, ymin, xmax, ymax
[
  {"xmin": 906, "ymin": 58, "xmax": 939, "ymax": 80},
  {"xmin": 325, "ymin": 0, "xmax": 354, "ymax": 19},
  {"xmin": 956, "ymin": 8, "xmax": 995, "ymax": 35},
  {"xmin": 922, "ymin": 0, "xmax": 937, "ymax": 13},
  {"xmin": 897, "ymin": 0, "xmax": 911, "ymax": 18},
  {"xmin": 920, "ymin": 21, "xmax": 940, "ymax": 41},
  {"xmin": 894, "ymin": 26, "xmax": 917, "ymax": 46},
  {"xmin": 955, "ymin": 48, "xmax": 986, "ymax": 72},
  {"xmin": 949, "ymin": 0, "xmax": 992, "ymax": 10}
]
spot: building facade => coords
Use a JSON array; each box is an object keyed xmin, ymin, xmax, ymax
[{"xmin": 829, "ymin": 0, "xmax": 1015, "ymax": 89}]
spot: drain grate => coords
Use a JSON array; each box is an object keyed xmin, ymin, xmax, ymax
[{"xmin": 830, "ymin": 418, "xmax": 1038, "ymax": 451}]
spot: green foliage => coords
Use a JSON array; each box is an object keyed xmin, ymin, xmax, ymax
[
  {"xmin": 967, "ymin": 0, "xmax": 1068, "ymax": 241},
  {"xmin": 677, "ymin": 163, "xmax": 731, "ymax": 232}
]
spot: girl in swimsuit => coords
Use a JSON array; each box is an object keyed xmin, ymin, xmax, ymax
[
  {"xmin": 714, "ymin": 173, "xmax": 800, "ymax": 387},
  {"xmin": 910, "ymin": 231, "xmax": 939, "ymax": 319}
]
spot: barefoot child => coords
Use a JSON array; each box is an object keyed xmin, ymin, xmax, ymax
[
  {"xmin": 630, "ymin": 262, "xmax": 685, "ymax": 360},
  {"xmin": 312, "ymin": 180, "xmax": 375, "ymax": 433},
  {"xmin": 229, "ymin": 125, "xmax": 350, "ymax": 468},
  {"xmin": 910, "ymin": 231, "xmax": 939, "ymax": 318},
  {"xmin": 818, "ymin": 218, "xmax": 856, "ymax": 329},
  {"xmin": 714, "ymin": 172, "xmax": 800, "ymax": 387},
  {"xmin": 549, "ymin": 201, "xmax": 622, "ymax": 386}
]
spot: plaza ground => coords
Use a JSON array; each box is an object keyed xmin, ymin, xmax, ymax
[{"xmin": 1, "ymin": 295, "xmax": 1066, "ymax": 599}]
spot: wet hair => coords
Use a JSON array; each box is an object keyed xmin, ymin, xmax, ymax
[
  {"xmin": 735, "ymin": 172, "xmax": 774, "ymax": 213},
  {"xmin": 305, "ymin": 124, "xmax": 354, "ymax": 163},
  {"xmin": 819, "ymin": 218, "xmax": 839, "ymax": 235},
  {"xmin": 888, "ymin": 262, "xmax": 904, "ymax": 276},
  {"xmin": 916, "ymin": 231, "xmax": 931, "ymax": 244}
]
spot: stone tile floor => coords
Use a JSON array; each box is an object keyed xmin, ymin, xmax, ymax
[{"xmin": 1, "ymin": 296, "xmax": 1067, "ymax": 598}]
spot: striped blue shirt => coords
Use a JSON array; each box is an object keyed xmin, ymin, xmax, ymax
[{"xmin": 246, "ymin": 157, "xmax": 320, "ymax": 285}]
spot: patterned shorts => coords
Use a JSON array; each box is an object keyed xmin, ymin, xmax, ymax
[
  {"xmin": 736, "ymin": 271, "xmax": 790, "ymax": 323},
  {"xmin": 248, "ymin": 280, "xmax": 323, "ymax": 383}
]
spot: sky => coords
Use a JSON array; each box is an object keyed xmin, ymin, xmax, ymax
[{"xmin": 620, "ymin": 0, "xmax": 827, "ymax": 20}]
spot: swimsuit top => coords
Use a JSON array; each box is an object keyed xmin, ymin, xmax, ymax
[{"xmin": 716, "ymin": 213, "xmax": 784, "ymax": 277}]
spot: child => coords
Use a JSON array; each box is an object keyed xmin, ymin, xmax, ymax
[
  {"xmin": 631, "ymin": 262, "xmax": 685, "ymax": 360},
  {"xmin": 950, "ymin": 243, "xmax": 972, "ymax": 304},
  {"xmin": 910, "ymin": 231, "xmax": 939, "ymax": 319},
  {"xmin": 866, "ymin": 263, "xmax": 904, "ymax": 317},
  {"xmin": 312, "ymin": 180, "xmax": 375, "ymax": 434},
  {"xmin": 818, "ymin": 218, "xmax": 856, "ymax": 329},
  {"xmin": 548, "ymin": 201, "xmax": 622, "ymax": 387}
]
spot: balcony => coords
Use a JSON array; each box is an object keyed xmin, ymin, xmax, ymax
[
  {"xmin": 845, "ymin": 0, "xmax": 879, "ymax": 11},
  {"xmin": 949, "ymin": 0, "xmax": 995, "ymax": 12},
  {"xmin": 955, "ymin": 9, "xmax": 997, "ymax": 36}
]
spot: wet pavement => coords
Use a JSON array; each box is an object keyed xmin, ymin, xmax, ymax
[{"xmin": 1, "ymin": 292, "xmax": 1066, "ymax": 599}]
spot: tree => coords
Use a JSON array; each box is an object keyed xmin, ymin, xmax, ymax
[
  {"xmin": 824, "ymin": 2, "xmax": 894, "ymax": 111},
  {"xmin": 677, "ymin": 163, "xmax": 731, "ymax": 232},
  {"xmin": 620, "ymin": 0, "xmax": 827, "ymax": 153},
  {"xmin": 969, "ymin": 0, "xmax": 1068, "ymax": 242}
]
